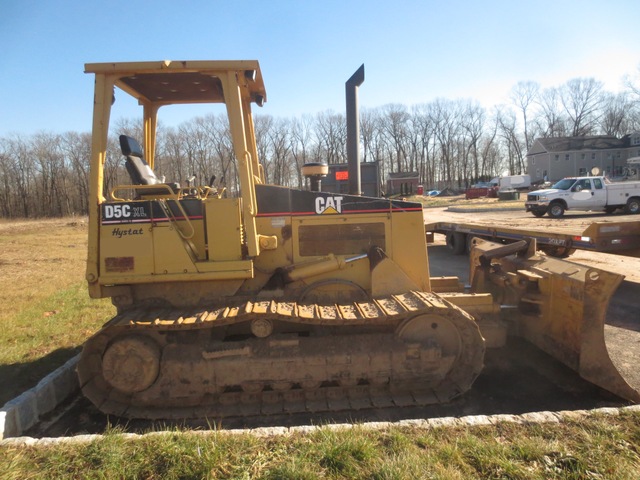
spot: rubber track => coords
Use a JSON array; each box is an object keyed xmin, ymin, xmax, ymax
[{"xmin": 78, "ymin": 291, "xmax": 485, "ymax": 420}]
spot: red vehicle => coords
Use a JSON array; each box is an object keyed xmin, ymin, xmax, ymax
[{"xmin": 465, "ymin": 182, "xmax": 498, "ymax": 199}]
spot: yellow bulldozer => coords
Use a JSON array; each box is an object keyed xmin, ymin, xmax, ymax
[{"xmin": 79, "ymin": 60, "xmax": 639, "ymax": 419}]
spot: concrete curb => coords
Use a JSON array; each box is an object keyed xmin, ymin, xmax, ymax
[
  {"xmin": 3, "ymin": 404, "xmax": 639, "ymax": 446},
  {"xmin": 446, "ymin": 206, "xmax": 524, "ymax": 213},
  {"xmin": 0, "ymin": 355, "xmax": 80, "ymax": 440}
]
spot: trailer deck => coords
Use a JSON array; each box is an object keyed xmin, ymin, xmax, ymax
[{"xmin": 425, "ymin": 216, "xmax": 640, "ymax": 257}]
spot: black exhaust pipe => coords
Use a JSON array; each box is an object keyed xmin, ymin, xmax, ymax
[{"xmin": 346, "ymin": 64, "xmax": 365, "ymax": 196}]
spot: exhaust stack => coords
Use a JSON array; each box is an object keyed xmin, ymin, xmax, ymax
[{"xmin": 346, "ymin": 64, "xmax": 365, "ymax": 196}]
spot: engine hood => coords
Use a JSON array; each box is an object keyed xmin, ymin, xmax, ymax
[{"xmin": 529, "ymin": 188, "xmax": 561, "ymax": 196}]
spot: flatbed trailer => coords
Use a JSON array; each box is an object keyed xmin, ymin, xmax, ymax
[{"xmin": 425, "ymin": 220, "xmax": 640, "ymax": 258}]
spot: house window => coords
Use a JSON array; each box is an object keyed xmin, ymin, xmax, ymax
[
  {"xmin": 591, "ymin": 153, "xmax": 596, "ymax": 160},
  {"xmin": 555, "ymin": 154, "xmax": 559, "ymax": 161},
  {"xmin": 565, "ymin": 154, "xmax": 570, "ymax": 161},
  {"xmin": 581, "ymin": 153, "xmax": 586, "ymax": 160},
  {"xmin": 578, "ymin": 167, "xmax": 587, "ymax": 176},
  {"xmin": 617, "ymin": 151, "xmax": 621, "ymax": 159},
  {"xmin": 632, "ymin": 136, "xmax": 640, "ymax": 146}
]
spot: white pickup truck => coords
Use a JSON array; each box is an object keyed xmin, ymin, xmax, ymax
[{"xmin": 525, "ymin": 176, "xmax": 640, "ymax": 218}]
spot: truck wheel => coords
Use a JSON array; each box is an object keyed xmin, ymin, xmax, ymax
[
  {"xmin": 625, "ymin": 197, "xmax": 640, "ymax": 214},
  {"xmin": 446, "ymin": 231, "xmax": 467, "ymax": 255},
  {"xmin": 548, "ymin": 202, "xmax": 565, "ymax": 218},
  {"xmin": 531, "ymin": 210, "xmax": 546, "ymax": 218}
]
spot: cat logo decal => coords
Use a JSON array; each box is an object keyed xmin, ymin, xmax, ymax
[{"xmin": 315, "ymin": 196, "xmax": 343, "ymax": 214}]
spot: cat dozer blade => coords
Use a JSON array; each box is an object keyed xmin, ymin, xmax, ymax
[{"xmin": 469, "ymin": 237, "xmax": 640, "ymax": 403}]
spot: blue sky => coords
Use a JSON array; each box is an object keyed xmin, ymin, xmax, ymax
[{"xmin": 1, "ymin": 0, "xmax": 639, "ymax": 135}]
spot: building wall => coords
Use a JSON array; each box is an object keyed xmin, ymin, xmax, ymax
[
  {"xmin": 387, "ymin": 177, "xmax": 419, "ymax": 196},
  {"xmin": 527, "ymin": 137, "xmax": 640, "ymax": 182},
  {"xmin": 321, "ymin": 162, "xmax": 380, "ymax": 197}
]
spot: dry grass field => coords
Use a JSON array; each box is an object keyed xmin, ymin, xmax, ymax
[{"xmin": 0, "ymin": 217, "xmax": 114, "ymax": 405}]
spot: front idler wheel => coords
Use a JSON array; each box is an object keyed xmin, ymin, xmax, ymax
[
  {"xmin": 102, "ymin": 335, "xmax": 161, "ymax": 394},
  {"xmin": 395, "ymin": 309, "xmax": 484, "ymax": 400}
]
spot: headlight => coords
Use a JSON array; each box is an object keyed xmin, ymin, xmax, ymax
[{"xmin": 538, "ymin": 196, "xmax": 548, "ymax": 201}]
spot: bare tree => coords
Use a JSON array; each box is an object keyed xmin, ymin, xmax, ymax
[
  {"xmin": 410, "ymin": 104, "xmax": 435, "ymax": 187},
  {"xmin": 360, "ymin": 108, "xmax": 392, "ymax": 190},
  {"xmin": 289, "ymin": 115, "xmax": 315, "ymax": 188},
  {"xmin": 559, "ymin": 78, "xmax": 604, "ymax": 136},
  {"xmin": 623, "ymin": 63, "xmax": 640, "ymax": 100},
  {"xmin": 535, "ymin": 87, "xmax": 568, "ymax": 138},
  {"xmin": 495, "ymin": 107, "xmax": 525, "ymax": 175},
  {"xmin": 510, "ymin": 81, "xmax": 540, "ymax": 150},
  {"xmin": 459, "ymin": 101, "xmax": 486, "ymax": 184},
  {"xmin": 3, "ymin": 135, "xmax": 35, "ymax": 217},
  {"xmin": 313, "ymin": 111, "xmax": 346, "ymax": 165},
  {"xmin": 430, "ymin": 99, "xmax": 462, "ymax": 186},
  {"xmin": 380, "ymin": 104, "xmax": 411, "ymax": 174},
  {"xmin": 599, "ymin": 92, "xmax": 634, "ymax": 137},
  {"xmin": 60, "ymin": 131, "xmax": 92, "ymax": 214},
  {"xmin": 267, "ymin": 117, "xmax": 293, "ymax": 186},
  {"xmin": 158, "ymin": 127, "xmax": 187, "ymax": 182},
  {"xmin": 478, "ymin": 119, "xmax": 501, "ymax": 179}
]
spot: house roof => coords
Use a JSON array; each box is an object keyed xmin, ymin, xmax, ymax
[
  {"xmin": 388, "ymin": 171, "xmax": 419, "ymax": 180},
  {"xmin": 530, "ymin": 135, "xmax": 631, "ymax": 155}
]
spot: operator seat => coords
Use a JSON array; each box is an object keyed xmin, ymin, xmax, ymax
[{"xmin": 119, "ymin": 135, "xmax": 179, "ymax": 195}]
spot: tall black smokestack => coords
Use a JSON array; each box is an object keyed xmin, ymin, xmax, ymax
[{"xmin": 346, "ymin": 64, "xmax": 364, "ymax": 196}]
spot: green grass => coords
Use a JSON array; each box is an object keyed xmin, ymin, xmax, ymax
[
  {"xmin": 0, "ymin": 218, "xmax": 115, "ymax": 405},
  {"xmin": 0, "ymin": 282, "xmax": 113, "ymax": 405},
  {"xmin": 2, "ymin": 412, "xmax": 639, "ymax": 479}
]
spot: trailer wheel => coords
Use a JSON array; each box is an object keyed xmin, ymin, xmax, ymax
[
  {"xmin": 625, "ymin": 197, "xmax": 640, "ymax": 214},
  {"xmin": 446, "ymin": 231, "xmax": 467, "ymax": 255},
  {"xmin": 548, "ymin": 202, "xmax": 565, "ymax": 218},
  {"xmin": 466, "ymin": 234, "xmax": 478, "ymax": 254},
  {"xmin": 540, "ymin": 245, "xmax": 575, "ymax": 258}
]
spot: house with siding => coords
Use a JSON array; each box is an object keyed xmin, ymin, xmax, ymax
[
  {"xmin": 386, "ymin": 171, "xmax": 420, "ymax": 196},
  {"xmin": 526, "ymin": 132, "xmax": 640, "ymax": 182}
]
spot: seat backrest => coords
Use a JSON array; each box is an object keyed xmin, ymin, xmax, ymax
[
  {"xmin": 119, "ymin": 135, "xmax": 144, "ymax": 158},
  {"xmin": 119, "ymin": 135, "xmax": 159, "ymax": 186}
]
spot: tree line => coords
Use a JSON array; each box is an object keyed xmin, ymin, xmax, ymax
[{"xmin": 1, "ymin": 74, "xmax": 639, "ymax": 219}]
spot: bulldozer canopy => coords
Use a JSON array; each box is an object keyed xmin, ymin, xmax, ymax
[{"xmin": 84, "ymin": 60, "xmax": 267, "ymax": 107}]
